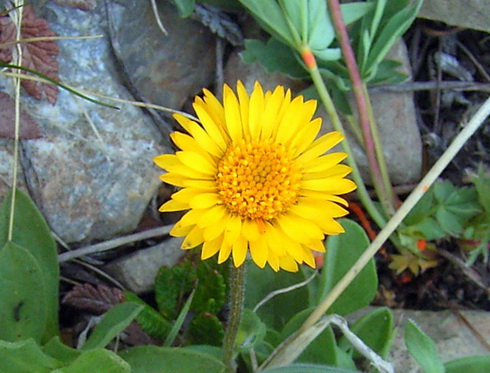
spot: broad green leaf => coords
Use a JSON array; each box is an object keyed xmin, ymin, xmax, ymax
[
  {"xmin": 124, "ymin": 291, "xmax": 172, "ymax": 341},
  {"xmin": 404, "ymin": 320, "xmax": 444, "ymax": 373},
  {"xmin": 188, "ymin": 312, "xmax": 224, "ymax": 346},
  {"xmin": 264, "ymin": 364, "xmax": 361, "ymax": 372},
  {"xmin": 404, "ymin": 188, "xmax": 435, "ymax": 225},
  {"xmin": 236, "ymin": 308, "xmax": 267, "ymax": 352},
  {"xmin": 43, "ymin": 337, "xmax": 81, "ymax": 365},
  {"xmin": 318, "ymin": 219, "xmax": 377, "ymax": 315},
  {"xmin": 238, "ymin": 0, "xmax": 295, "ymax": 47},
  {"xmin": 338, "ymin": 307, "xmax": 394, "ymax": 359},
  {"xmin": 53, "ymin": 349, "xmax": 130, "ymax": 373},
  {"xmin": 0, "ymin": 338, "xmax": 61, "ymax": 373},
  {"xmin": 119, "ymin": 346, "xmax": 225, "ymax": 373},
  {"xmin": 445, "ymin": 355, "xmax": 490, "ymax": 373},
  {"xmin": 193, "ymin": 260, "xmax": 226, "ymax": 314},
  {"xmin": 472, "ymin": 165, "xmax": 490, "ymax": 214},
  {"xmin": 0, "ymin": 241, "xmax": 46, "ymax": 343},
  {"xmin": 241, "ymin": 38, "xmax": 307, "ymax": 79},
  {"xmin": 245, "ymin": 263, "xmax": 310, "ymax": 331},
  {"xmin": 0, "ymin": 189, "xmax": 59, "ymax": 342},
  {"xmin": 82, "ymin": 302, "xmax": 143, "ymax": 350},
  {"xmin": 334, "ymin": 347, "xmax": 357, "ymax": 371},
  {"xmin": 280, "ymin": 308, "xmax": 337, "ymax": 366},
  {"xmin": 172, "ymin": 0, "xmax": 196, "ymax": 17}
]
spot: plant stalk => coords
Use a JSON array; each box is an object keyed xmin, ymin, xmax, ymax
[
  {"xmin": 327, "ymin": 0, "xmax": 396, "ymax": 216},
  {"xmin": 223, "ymin": 262, "xmax": 246, "ymax": 373},
  {"xmin": 305, "ymin": 53, "xmax": 386, "ymax": 230},
  {"xmin": 8, "ymin": 0, "xmax": 24, "ymax": 242}
]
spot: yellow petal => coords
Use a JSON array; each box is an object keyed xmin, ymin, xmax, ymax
[
  {"xmin": 261, "ymin": 85, "xmax": 285, "ymax": 140},
  {"xmin": 304, "ymin": 164, "xmax": 353, "ymax": 180},
  {"xmin": 264, "ymin": 222, "xmax": 286, "ymax": 256},
  {"xmin": 302, "ymin": 178, "xmax": 357, "ymax": 194},
  {"xmin": 202, "ymin": 89, "xmax": 225, "ymax": 127},
  {"xmin": 274, "ymin": 225, "xmax": 303, "ymax": 263},
  {"xmin": 296, "ymin": 131, "xmax": 344, "ymax": 163},
  {"xmin": 302, "ymin": 246, "xmax": 316, "ymax": 268},
  {"xmin": 160, "ymin": 173, "xmax": 186, "ymax": 187},
  {"xmin": 170, "ymin": 223, "xmax": 193, "ymax": 237},
  {"xmin": 308, "ymin": 239, "xmax": 326, "ymax": 253},
  {"xmin": 276, "ymin": 96, "xmax": 314, "ymax": 145},
  {"xmin": 279, "ymin": 255, "xmax": 299, "ymax": 272},
  {"xmin": 276, "ymin": 213, "xmax": 322, "ymax": 244},
  {"xmin": 182, "ymin": 225, "xmax": 204, "ymax": 249},
  {"xmin": 267, "ymin": 250, "xmax": 280, "ymax": 272},
  {"xmin": 290, "ymin": 197, "xmax": 349, "ymax": 219},
  {"xmin": 158, "ymin": 199, "xmax": 188, "ymax": 212},
  {"xmin": 247, "ymin": 81, "xmax": 265, "ymax": 139},
  {"xmin": 201, "ymin": 235, "xmax": 223, "ymax": 260},
  {"xmin": 290, "ymin": 117, "xmax": 322, "ymax": 157},
  {"xmin": 174, "ymin": 209, "xmax": 201, "ymax": 228},
  {"xmin": 218, "ymin": 242, "xmax": 232, "ymax": 264},
  {"xmin": 232, "ymin": 237, "xmax": 248, "ymax": 267},
  {"xmin": 223, "ymin": 214, "xmax": 242, "ymax": 246},
  {"xmin": 176, "ymin": 151, "xmax": 217, "ymax": 175},
  {"xmin": 203, "ymin": 214, "xmax": 227, "ymax": 241},
  {"xmin": 249, "ymin": 237, "xmax": 268, "ymax": 268},
  {"xmin": 223, "ymin": 84, "xmax": 243, "ymax": 143},
  {"xmin": 170, "ymin": 132, "xmax": 216, "ymax": 163},
  {"xmin": 319, "ymin": 217, "xmax": 346, "ymax": 235},
  {"xmin": 242, "ymin": 218, "xmax": 259, "ymax": 241},
  {"xmin": 173, "ymin": 114, "xmax": 224, "ymax": 158},
  {"xmin": 302, "ymin": 152, "xmax": 348, "ymax": 173},
  {"xmin": 154, "ymin": 154, "xmax": 178, "ymax": 170},
  {"xmin": 193, "ymin": 102, "xmax": 228, "ymax": 151},
  {"xmin": 197, "ymin": 205, "xmax": 227, "ymax": 228},
  {"xmin": 172, "ymin": 188, "xmax": 212, "ymax": 204},
  {"xmin": 189, "ymin": 193, "xmax": 221, "ymax": 209},
  {"xmin": 236, "ymin": 81, "xmax": 250, "ymax": 138}
]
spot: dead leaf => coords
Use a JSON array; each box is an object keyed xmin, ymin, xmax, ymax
[
  {"xmin": 0, "ymin": 92, "xmax": 41, "ymax": 139},
  {"xmin": 62, "ymin": 283, "xmax": 124, "ymax": 315},
  {"xmin": 0, "ymin": 5, "xmax": 60, "ymax": 104}
]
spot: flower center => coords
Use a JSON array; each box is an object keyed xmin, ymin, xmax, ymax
[{"xmin": 216, "ymin": 140, "xmax": 301, "ymax": 221}]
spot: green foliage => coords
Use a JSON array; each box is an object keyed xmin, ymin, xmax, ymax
[
  {"xmin": 52, "ymin": 349, "xmax": 131, "ymax": 373},
  {"xmin": 236, "ymin": 308, "xmax": 267, "ymax": 353},
  {"xmin": 0, "ymin": 189, "xmax": 59, "ymax": 343},
  {"xmin": 263, "ymin": 364, "xmax": 361, "ymax": 372},
  {"xmin": 338, "ymin": 307, "xmax": 394, "ymax": 359},
  {"xmin": 0, "ymin": 338, "xmax": 61, "ymax": 372},
  {"xmin": 317, "ymin": 219, "xmax": 377, "ymax": 315},
  {"xmin": 127, "ymin": 255, "xmax": 228, "ymax": 345},
  {"xmin": 404, "ymin": 320, "xmax": 444, "ymax": 373},
  {"xmin": 124, "ymin": 291, "xmax": 172, "ymax": 341},
  {"xmin": 81, "ymin": 302, "xmax": 143, "ymax": 350},
  {"xmin": 171, "ymin": 0, "xmax": 242, "ymax": 18},
  {"xmin": 445, "ymin": 355, "xmax": 490, "ymax": 373},
  {"xmin": 119, "ymin": 345, "xmax": 225, "ymax": 373}
]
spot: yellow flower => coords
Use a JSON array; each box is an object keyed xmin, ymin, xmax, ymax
[{"xmin": 154, "ymin": 82, "xmax": 356, "ymax": 272}]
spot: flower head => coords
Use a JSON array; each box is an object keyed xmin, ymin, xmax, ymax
[{"xmin": 154, "ymin": 82, "xmax": 356, "ymax": 272}]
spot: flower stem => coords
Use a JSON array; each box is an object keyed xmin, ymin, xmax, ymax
[
  {"xmin": 306, "ymin": 60, "xmax": 386, "ymax": 230},
  {"xmin": 223, "ymin": 262, "xmax": 246, "ymax": 373},
  {"xmin": 327, "ymin": 0, "xmax": 396, "ymax": 217}
]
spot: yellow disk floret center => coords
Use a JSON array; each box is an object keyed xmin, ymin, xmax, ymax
[{"xmin": 216, "ymin": 139, "xmax": 301, "ymax": 221}]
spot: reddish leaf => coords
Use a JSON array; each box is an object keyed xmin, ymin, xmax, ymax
[
  {"xmin": 62, "ymin": 283, "xmax": 124, "ymax": 315},
  {"xmin": 0, "ymin": 92, "xmax": 41, "ymax": 139},
  {"xmin": 0, "ymin": 5, "xmax": 60, "ymax": 104}
]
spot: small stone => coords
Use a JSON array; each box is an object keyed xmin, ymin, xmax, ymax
[{"xmin": 104, "ymin": 237, "xmax": 185, "ymax": 294}]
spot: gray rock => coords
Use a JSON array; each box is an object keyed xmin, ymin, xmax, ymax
[
  {"xmin": 414, "ymin": 0, "xmax": 490, "ymax": 33},
  {"xmin": 113, "ymin": 0, "xmax": 216, "ymax": 110},
  {"xmin": 104, "ymin": 237, "xmax": 185, "ymax": 294},
  {"xmin": 1, "ymin": 2, "xmax": 171, "ymax": 243}
]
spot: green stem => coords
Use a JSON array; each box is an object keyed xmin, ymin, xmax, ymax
[
  {"xmin": 308, "ymin": 66, "xmax": 386, "ymax": 230},
  {"xmin": 327, "ymin": 0, "xmax": 396, "ymax": 217},
  {"xmin": 223, "ymin": 262, "xmax": 246, "ymax": 373},
  {"xmin": 8, "ymin": 0, "xmax": 24, "ymax": 241},
  {"xmin": 363, "ymin": 84, "xmax": 398, "ymax": 208}
]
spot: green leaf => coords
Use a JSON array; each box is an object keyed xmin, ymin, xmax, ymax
[
  {"xmin": 0, "ymin": 338, "xmax": 61, "ymax": 373},
  {"xmin": 188, "ymin": 313, "xmax": 224, "ymax": 346},
  {"xmin": 0, "ymin": 189, "xmax": 59, "ymax": 342},
  {"xmin": 472, "ymin": 165, "xmax": 490, "ymax": 215},
  {"xmin": 124, "ymin": 291, "xmax": 172, "ymax": 341},
  {"xmin": 0, "ymin": 241, "xmax": 47, "ymax": 343},
  {"xmin": 193, "ymin": 261, "xmax": 226, "ymax": 314},
  {"xmin": 163, "ymin": 289, "xmax": 195, "ymax": 346},
  {"xmin": 318, "ymin": 219, "xmax": 377, "ymax": 315},
  {"xmin": 338, "ymin": 307, "xmax": 394, "ymax": 359},
  {"xmin": 280, "ymin": 308, "xmax": 337, "ymax": 366},
  {"xmin": 43, "ymin": 337, "xmax": 81, "ymax": 365},
  {"xmin": 238, "ymin": 0, "xmax": 295, "ymax": 47},
  {"xmin": 53, "ymin": 349, "xmax": 130, "ymax": 373},
  {"xmin": 171, "ymin": 0, "xmax": 196, "ymax": 17},
  {"xmin": 241, "ymin": 38, "xmax": 308, "ymax": 79},
  {"xmin": 445, "ymin": 355, "xmax": 490, "ymax": 373},
  {"xmin": 155, "ymin": 262, "xmax": 196, "ymax": 319},
  {"xmin": 236, "ymin": 308, "xmax": 267, "ymax": 352},
  {"xmin": 82, "ymin": 302, "xmax": 143, "ymax": 350},
  {"xmin": 245, "ymin": 264, "xmax": 310, "ymax": 331},
  {"xmin": 404, "ymin": 320, "xmax": 444, "ymax": 373},
  {"xmin": 119, "ymin": 346, "xmax": 225, "ymax": 373},
  {"xmin": 263, "ymin": 364, "xmax": 361, "ymax": 372}
]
